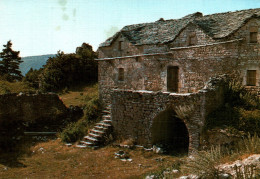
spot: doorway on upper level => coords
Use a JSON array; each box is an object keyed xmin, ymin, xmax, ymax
[{"xmin": 167, "ymin": 66, "xmax": 179, "ymax": 92}]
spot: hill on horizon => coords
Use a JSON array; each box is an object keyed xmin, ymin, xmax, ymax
[{"xmin": 20, "ymin": 54, "xmax": 56, "ymax": 75}]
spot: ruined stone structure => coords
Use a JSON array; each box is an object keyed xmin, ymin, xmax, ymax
[{"xmin": 97, "ymin": 8, "xmax": 260, "ymax": 153}]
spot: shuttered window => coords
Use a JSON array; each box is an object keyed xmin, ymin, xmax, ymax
[
  {"xmin": 118, "ymin": 41, "xmax": 123, "ymax": 50},
  {"xmin": 247, "ymin": 70, "xmax": 256, "ymax": 86},
  {"xmin": 188, "ymin": 33, "xmax": 196, "ymax": 46},
  {"xmin": 118, "ymin": 68, "xmax": 124, "ymax": 81},
  {"xmin": 250, "ymin": 26, "xmax": 258, "ymax": 43}
]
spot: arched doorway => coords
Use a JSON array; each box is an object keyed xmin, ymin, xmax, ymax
[{"xmin": 151, "ymin": 109, "xmax": 189, "ymax": 155}]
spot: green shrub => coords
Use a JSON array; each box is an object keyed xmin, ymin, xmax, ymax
[
  {"xmin": 237, "ymin": 109, "xmax": 260, "ymax": 135},
  {"xmin": 59, "ymin": 121, "xmax": 86, "ymax": 143},
  {"xmin": 0, "ymin": 80, "xmax": 34, "ymax": 94},
  {"xmin": 205, "ymin": 78, "xmax": 260, "ymax": 134},
  {"xmin": 60, "ymin": 89, "xmax": 101, "ymax": 143}
]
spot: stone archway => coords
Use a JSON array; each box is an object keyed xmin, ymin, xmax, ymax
[{"xmin": 151, "ymin": 108, "xmax": 189, "ymax": 155}]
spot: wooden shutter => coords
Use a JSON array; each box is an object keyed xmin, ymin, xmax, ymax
[
  {"xmin": 167, "ymin": 66, "xmax": 179, "ymax": 92},
  {"xmin": 250, "ymin": 26, "xmax": 258, "ymax": 43},
  {"xmin": 118, "ymin": 68, "xmax": 124, "ymax": 81},
  {"xmin": 247, "ymin": 70, "xmax": 256, "ymax": 86}
]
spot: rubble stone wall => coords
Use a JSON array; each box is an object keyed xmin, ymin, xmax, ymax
[
  {"xmin": 111, "ymin": 81, "xmax": 224, "ymax": 153},
  {"xmin": 99, "ymin": 41, "xmax": 243, "ymax": 106},
  {"xmin": 0, "ymin": 93, "xmax": 68, "ymax": 125}
]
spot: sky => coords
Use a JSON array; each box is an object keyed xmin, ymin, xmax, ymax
[{"xmin": 0, "ymin": 0, "xmax": 259, "ymax": 57}]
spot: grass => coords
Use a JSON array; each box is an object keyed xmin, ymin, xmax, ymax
[
  {"xmin": 59, "ymin": 83, "xmax": 98, "ymax": 107},
  {"xmin": 0, "ymin": 138, "xmax": 178, "ymax": 179},
  {"xmin": 0, "ymin": 80, "xmax": 34, "ymax": 94},
  {"xmin": 180, "ymin": 134, "xmax": 260, "ymax": 178}
]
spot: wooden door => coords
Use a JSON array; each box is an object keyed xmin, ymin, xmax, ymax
[{"xmin": 167, "ymin": 66, "xmax": 179, "ymax": 92}]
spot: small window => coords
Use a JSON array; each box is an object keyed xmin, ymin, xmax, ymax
[
  {"xmin": 247, "ymin": 70, "xmax": 256, "ymax": 86},
  {"xmin": 118, "ymin": 41, "xmax": 123, "ymax": 50},
  {"xmin": 118, "ymin": 68, "xmax": 124, "ymax": 81},
  {"xmin": 250, "ymin": 26, "xmax": 258, "ymax": 43},
  {"xmin": 188, "ymin": 33, "xmax": 196, "ymax": 46}
]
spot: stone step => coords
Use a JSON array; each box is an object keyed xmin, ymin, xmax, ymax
[
  {"xmin": 103, "ymin": 119, "xmax": 112, "ymax": 124},
  {"xmin": 97, "ymin": 122, "xmax": 112, "ymax": 127},
  {"xmin": 80, "ymin": 141, "xmax": 94, "ymax": 146},
  {"xmin": 94, "ymin": 125, "xmax": 107, "ymax": 130},
  {"xmin": 84, "ymin": 135, "xmax": 99, "ymax": 142},
  {"xmin": 89, "ymin": 132, "xmax": 101, "ymax": 138},
  {"xmin": 90, "ymin": 129, "xmax": 105, "ymax": 134},
  {"xmin": 102, "ymin": 110, "xmax": 111, "ymax": 114},
  {"xmin": 102, "ymin": 115, "xmax": 111, "ymax": 119},
  {"xmin": 76, "ymin": 144, "xmax": 87, "ymax": 148},
  {"xmin": 102, "ymin": 123, "xmax": 112, "ymax": 127}
]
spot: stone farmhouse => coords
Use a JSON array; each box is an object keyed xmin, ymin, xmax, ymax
[{"xmin": 93, "ymin": 8, "xmax": 260, "ymax": 153}]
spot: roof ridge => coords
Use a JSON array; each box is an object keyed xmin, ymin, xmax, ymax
[
  {"xmin": 99, "ymin": 8, "xmax": 260, "ymax": 48},
  {"xmin": 202, "ymin": 8, "xmax": 260, "ymax": 18}
]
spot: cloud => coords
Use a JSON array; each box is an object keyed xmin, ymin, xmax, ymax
[
  {"xmin": 58, "ymin": 0, "xmax": 67, "ymax": 7},
  {"xmin": 105, "ymin": 26, "xmax": 120, "ymax": 38},
  {"xmin": 62, "ymin": 14, "xmax": 69, "ymax": 21}
]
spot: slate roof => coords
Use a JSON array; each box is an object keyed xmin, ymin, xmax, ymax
[{"xmin": 99, "ymin": 8, "xmax": 260, "ymax": 47}]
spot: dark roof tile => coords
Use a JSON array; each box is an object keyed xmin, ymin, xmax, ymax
[{"xmin": 99, "ymin": 8, "xmax": 260, "ymax": 47}]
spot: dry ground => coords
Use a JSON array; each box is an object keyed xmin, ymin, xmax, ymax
[{"xmin": 0, "ymin": 138, "xmax": 179, "ymax": 179}]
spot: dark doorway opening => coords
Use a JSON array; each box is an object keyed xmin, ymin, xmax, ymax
[
  {"xmin": 151, "ymin": 109, "xmax": 189, "ymax": 155},
  {"xmin": 167, "ymin": 66, "xmax": 179, "ymax": 92}
]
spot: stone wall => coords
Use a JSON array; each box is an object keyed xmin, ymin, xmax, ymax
[
  {"xmin": 111, "ymin": 78, "xmax": 224, "ymax": 153},
  {"xmin": 0, "ymin": 93, "xmax": 68, "ymax": 128},
  {"xmin": 98, "ymin": 40, "xmax": 244, "ymax": 105}
]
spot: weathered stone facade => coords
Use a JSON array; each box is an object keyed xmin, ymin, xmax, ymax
[{"xmin": 97, "ymin": 8, "xmax": 260, "ymax": 153}]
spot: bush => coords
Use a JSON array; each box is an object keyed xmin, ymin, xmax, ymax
[
  {"xmin": 205, "ymin": 78, "xmax": 260, "ymax": 135},
  {"xmin": 60, "ymin": 87, "xmax": 101, "ymax": 143},
  {"xmin": 0, "ymin": 80, "xmax": 34, "ymax": 94}
]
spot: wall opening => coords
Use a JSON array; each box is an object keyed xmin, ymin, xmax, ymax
[
  {"xmin": 247, "ymin": 70, "xmax": 256, "ymax": 86},
  {"xmin": 151, "ymin": 109, "xmax": 189, "ymax": 155},
  {"xmin": 249, "ymin": 26, "xmax": 258, "ymax": 43},
  {"xmin": 167, "ymin": 66, "xmax": 179, "ymax": 92},
  {"xmin": 118, "ymin": 68, "xmax": 124, "ymax": 81}
]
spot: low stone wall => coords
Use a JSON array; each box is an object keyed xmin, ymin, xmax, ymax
[
  {"xmin": 111, "ymin": 79, "xmax": 224, "ymax": 153},
  {"xmin": 0, "ymin": 93, "xmax": 68, "ymax": 128}
]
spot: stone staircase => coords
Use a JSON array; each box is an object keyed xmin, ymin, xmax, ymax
[{"xmin": 76, "ymin": 105, "xmax": 112, "ymax": 149}]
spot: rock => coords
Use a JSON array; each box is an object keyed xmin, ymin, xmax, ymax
[
  {"xmin": 218, "ymin": 173, "xmax": 230, "ymax": 179},
  {"xmin": 145, "ymin": 175, "xmax": 155, "ymax": 179},
  {"xmin": 114, "ymin": 150, "xmax": 129, "ymax": 159},
  {"xmin": 218, "ymin": 154, "xmax": 260, "ymax": 177},
  {"xmin": 172, "ymin": 169, "xmax": 179, "ymax": 173},
  {"xmin": 178, "ymin": 175, "xmax": 198, "ymax": 179}
]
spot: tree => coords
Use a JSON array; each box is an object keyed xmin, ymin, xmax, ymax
[
  {"xmin": 39, "ymin": 43, "xmax": 97, "ymax": 92},
  {"xmin": 0, "ymin": 40, "xmax": 23, "ymax": 81},
  {"xmin": 23, "ymin": 68, "xmax": 43, "ymax": 88}
]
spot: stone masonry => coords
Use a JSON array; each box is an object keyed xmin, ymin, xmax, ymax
[{"xmin": 97, "ymin": 8, "xmax": 260, "ymax": 153}]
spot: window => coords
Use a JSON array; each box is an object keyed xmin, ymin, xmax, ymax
[
  {"xmin": 118, "ymin": 41, "xmax": 123, "ymax": 50},
  {"xmin": 118, "ymin": 68, "xmax": 124, "ymax": 81},
  {"xmin": 247, "ymin": 70, "xmax": 256, "ymax": 86},
  {"xmin": 188, "ymin": 32, "xmax": 196, "ymax": 46},
  {"xmin": 250, "ymin": 26, "xmax": 258, "ymax": 43}
]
